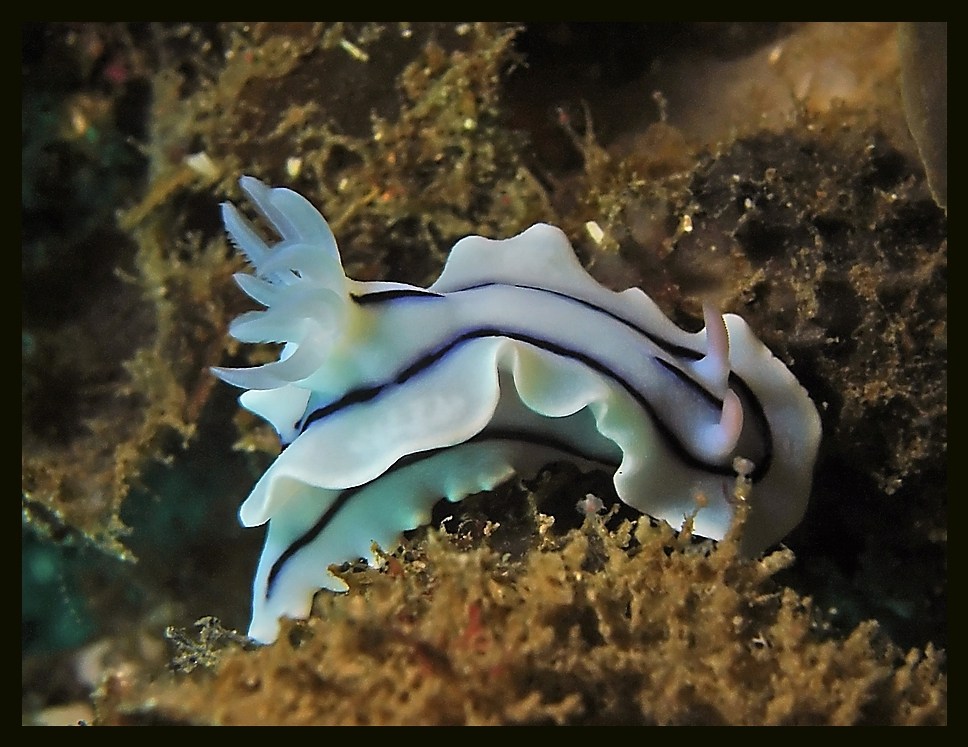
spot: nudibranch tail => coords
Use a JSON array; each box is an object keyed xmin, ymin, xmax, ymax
[{"xmin": 214, "ymin": 176, "xmax": 822, "ymax": 644}]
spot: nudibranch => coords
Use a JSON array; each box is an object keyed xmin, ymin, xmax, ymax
[{"xmin": 214, "ymin": 176, "xmax": 821, "ymax": 644}]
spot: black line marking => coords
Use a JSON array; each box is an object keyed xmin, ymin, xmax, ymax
[
  {"xmin": 266, "ymin": 428, "xmax": 618, "ymax": 597},
  {"xmin": 299, "ymin": 326, "xmax": 771, "ymax": 479},
  {"xmin": 351, "ymin": 289, "xmax": 443, "ymax": 304},
  {"xmin": 358, "ymin": 281, "xmax": 701, "ymax": 358},
  {"xmin": 345, "ymin": 282, "xmax": 774, "ymax": 478},
  {"xmin": 458, "ymin": 281, "xmax": 705, "ymax": 358}
]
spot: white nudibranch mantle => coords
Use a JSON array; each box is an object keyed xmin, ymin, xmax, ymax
[{"xmin": 214, "ymin": 176, "xmax": 822, "ymax": 644}]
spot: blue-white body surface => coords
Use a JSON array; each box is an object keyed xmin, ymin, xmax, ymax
[{"xmin": 214, "ymin": 177, "xmax": 822, "ymax": 644}]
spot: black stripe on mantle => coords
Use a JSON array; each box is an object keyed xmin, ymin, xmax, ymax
[{"xmin": 266, "ymin": 427, "xmax": 620, "ymax": 598}]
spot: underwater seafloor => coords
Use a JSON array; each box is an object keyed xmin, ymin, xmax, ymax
[{"xmin": 22, "ymin": 22, "xmax": 946, "ymax": 725}]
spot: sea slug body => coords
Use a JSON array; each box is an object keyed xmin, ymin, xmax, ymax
[{"xmin": 214, "ymin": 176, "xmax": 822, "ymax": 644}]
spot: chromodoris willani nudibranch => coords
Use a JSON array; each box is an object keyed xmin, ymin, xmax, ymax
[{"xmin": 213, "ymin": 177, "xmax": 822, "ymax": 644}]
